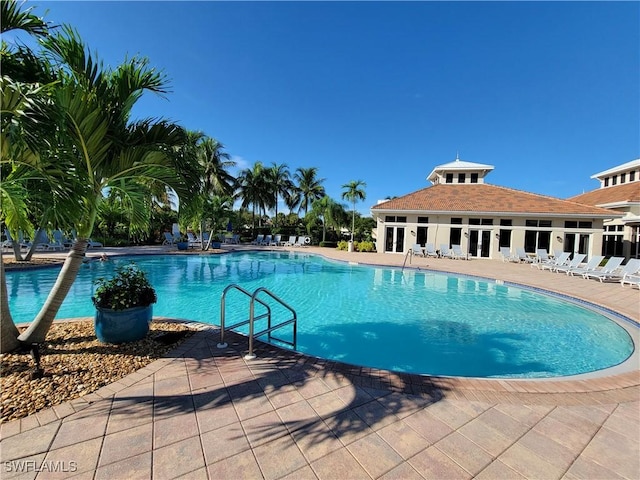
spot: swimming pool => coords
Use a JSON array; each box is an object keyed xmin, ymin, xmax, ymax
[{"xmin": 6, "ymin": 251, "xmax": 635, "ymax": 378}]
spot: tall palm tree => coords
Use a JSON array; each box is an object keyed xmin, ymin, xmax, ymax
[
  {"xmin": 294, "ymin": 167, "xmax": 325, "ymax": 216},
  {"xmin": 342, "ymin": 180, "xmax": 367, "ymax": 243},
  {"xmin": 3, "ymin": 26, "xmax": 201, "ymax": 351},
  {"xmin": 236, "ymin": 162, "xmax": 270, "ymax": 231},
  {"xmin": 268, "ymin": 163, "xmax": 292, "ymax": 228},
  {"xmin": 198, "ymin": 137, "xmax": 236, "ymax": 196}
]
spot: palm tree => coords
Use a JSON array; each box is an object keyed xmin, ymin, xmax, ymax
[
  {"xmin": 342, "ymin": 180, "xmax": 367, "ymax": 242},
  {"xmin": 3, "ymin": 26, "xmax": 201, "ymax": 351},
  {"xmin": 268, "ymin": 163, "xmax": 292, "ymax": 228},
  {"xmin": 306, "ymin": 196, "xmax": 346, "ymax": 243},
  {"xmin": 198, "ymin": 137, "xmax": 236, "ymax": 196},
  {"xmin": 294, "ymin": 167, "xmax": 325, "ymax": 216},
  {"xmin": 236, "ymin": 162, "xmax": 270, "ymax": 231}
]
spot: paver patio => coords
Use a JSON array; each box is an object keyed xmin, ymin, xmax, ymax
[{"xmin": 1, "ymin": 246, "xmax": 638, "ymax": 479}]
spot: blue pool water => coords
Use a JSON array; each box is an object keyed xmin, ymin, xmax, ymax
[{"xmin": 6, "ymin": 252, "xmax": 635, "ymax": 378}]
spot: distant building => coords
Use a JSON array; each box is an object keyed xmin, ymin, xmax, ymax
[
  {"xmin": 568, "ymin": 159, "xmax": 640, "ymax": 260},
  {"xmin": 371, "ymin": 155, "xmax": 620, "ymax": 259}
]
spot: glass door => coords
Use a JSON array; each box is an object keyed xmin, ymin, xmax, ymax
[{"xmin": 384, "ymin": 226, "xmax": 406, "ymax": 253}]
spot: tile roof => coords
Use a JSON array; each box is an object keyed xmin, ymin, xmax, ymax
[
  {"xmin": 568, "ymin": 182, "xmax": 640, "ymax": 207},
  {"xmin": 372, "ymin": 183, "xmax": 618, "ymax": 217}
]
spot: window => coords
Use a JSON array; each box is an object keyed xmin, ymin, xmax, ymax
[
  {"xmin": 500, "ymin": 219, "xmax": 512, "ymax": 226},
  {"xmin": 630, "ymin": 171, "xmax": 636, "ymax": 181},
  {"xmin": 578, "ymin": 221, "xmax": 592, "ymax": 229},
  {"xmin": 385, "ymin": 216, "xmax": 395, "ymax": 222},
  {"xmin": 612, "ymin": 176, "xmax": 617, "ymax": 185},
  {"xmin": 471, "ymin": 173, "xmax": 478, "ymax": 183},
  {"xmin": 385, "ymin": 216, "xmax": 406, "ymax": 223},
  {"xmin": 526, "ymin": 220, "xmax": 538, "ymax": 227},
  {"xmin": 458, "ymin": 173, "xmax": 466, "ymax": 183},
  {"xmin": 469, "ymin": 219, "xmax": 481, "ymax": 225},
  {"xmin": 417, "ymin": 216, "xmax": 429, "ymax": 224},
  {"xmin": 621, "ymin": 173, "xmax": 626, "ymax": 184},
  {"xmin": 604, "ymin": 177, "xmax": 609, "ymax": 187},
  {"xmin": 451, "ymin": 218, "xmax": 462, "ymax": 224},
  {"xmin": 445, "ymin": 173, "xmax": 453, "ymax": 183},
  {"xmin": 481, "ymin": 219, "xmax": 494, "ymax": 225},
  {"xmin": 564, "ymin": 221, "xmax": 578, "ymax": 229},
  {"xmin": 397, "ymin": 216, "xmax": 407, "ymax": 222},
  {"xmin": 449, "ymin": 228, "xmax": 462, "ymax": 247},
  {"xmin": 539, "ymin": 220, "xmax": 551, "ymax": 228}
]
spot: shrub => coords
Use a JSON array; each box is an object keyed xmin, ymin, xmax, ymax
[
  {"xmin": 356, "ymin": 241, "xmax": 375, "ymax": 252},
  {"xmin": 319, "ymin": 241, "xmax": 337, "ymax": 248},
  {"xmin": 337, "ymin": 240, "xmax": 349, "ymax": 251},
  {"xmin": 92, "ymin": 263, "xmax": 157, "ymax": 310}
]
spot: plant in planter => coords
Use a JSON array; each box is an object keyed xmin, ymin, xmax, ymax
[
  {"xmin": 174, "ymin": 235, "xmax": 189, "ymax": 250},
  {"xmin": 92, "ymin": 263, "xmax": 157, "ymax": 343}
]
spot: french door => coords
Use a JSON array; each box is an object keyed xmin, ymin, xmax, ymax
[{"xmin": 384, "ymin": 226, "xmax": 406, "ymax": 253}]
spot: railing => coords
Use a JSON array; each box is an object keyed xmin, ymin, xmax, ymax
[{"xmin": 218, "ymin": 284, "xmax": 297, "ymax": 360}]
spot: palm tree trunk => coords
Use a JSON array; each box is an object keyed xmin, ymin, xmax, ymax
[
  {"xmin": 0, "ymin": 252, "xmax": 20, "ymax": 353},
  {"xmin": 18, "ymin": 239, "xmax": 89, "ymax": 344}
]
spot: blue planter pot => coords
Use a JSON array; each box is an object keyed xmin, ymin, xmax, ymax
[
  {"xmin": 176, "ymin": 242, "xmax": 189, "ymax": 250},
  {"xmin": 211, "ymin": 242, "xmax": 222, "ymax": 249},
  {"xmin": 94, "ymin": 305, "xmax": 153, "ymax": 343}
]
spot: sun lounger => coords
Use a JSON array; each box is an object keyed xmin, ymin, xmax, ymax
[
  {"xmin": 500, "ymin": 247, "xmax": 517, "ymax": 262},
  {"xmin": 513, "ymin": 247, "xmax": 534, "ymax": 263},
  {"xmin": 565, "ymin": 255, "xmax": 604, "ymax": 276},
  {"xmin": 187, "ymin": 232, "xmax": 201, "ymax": 248},
  {"xmin": 539, "ymin": 252, "xmax": 571, "ymax": 271},
  {"xmin": 411, "ymin": 244, "xmax": 424, "ymax": 257},
  {"xmin": 552, "ymin": 253, "xmax": 586, "ymax": 273},
  {"xmin": 424, "ymin": 243, "xmax": 439, "ymax": 258},
  {"xmin": 440, "ymin": 244, "xmax": 454, "ymax": 259},
  {"xmin": 270, "ymin": 234, "xmax": 282, "ymax": 246},
  {"xmin": 250, "ymin": 234, "xmax": 264, "ymax": 245},
  {"xmin": 585, "ymin": 258, "xmax": 639, "ymax": 283},
  {"xmin": 260, "ymin": 234, "xmax": 272, "ymax": 246},
  {"xmin": 582, "ymin": 256, "xmax": 625, "ymax": 282},
  {"xmin": 452, "ymin": 245, "xmax": 467, "ymax": 260},
  {"xmin": 621, "ymin": 272, "xmax": 640, "ymax": 288},
  {"xmin": 283, "ymin": 236, "xmax": 296, "ymax": 247}
]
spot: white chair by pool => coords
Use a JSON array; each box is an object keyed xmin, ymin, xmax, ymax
[
  {"xmin": 411, "ymin": 244, "xmax": 424, "ymax": 257},
  {"xmin": 582, "ymin": 256, "xmax": 625, "ymax": 282},
  {"xmin": 424, "ymin": 243, "xmax": 439, "ymax": 258},
  {"xmin": 566, "ymin": 255, "xmax": 604, "ymax": 277},
  {"xmin": 284, "ymin": 236, "xmax": 297, "ymax": 247},
  {"xmin": 585, "ymin": 258, "xmax": 639, "ymax": 283},
  {"xmin": 552, "ymin": 253, "xmax": 586, "ymax": 274},
  {"xmin": 539, "ymin": 252, "xmax": 571, "ymax": 271},
  {"xmin": 452, "ymin": 244, "xmax": 467, "ymax": 260},
  {"xmin": 250, "ymin": 234, "xmax": 264, "ymax": 245}
]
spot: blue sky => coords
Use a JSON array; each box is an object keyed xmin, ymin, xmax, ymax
[{"xmin": 17, "ymin": 1, "xmax": 640, "ymax": 214}]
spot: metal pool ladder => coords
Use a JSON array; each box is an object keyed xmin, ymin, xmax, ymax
[{"xmin": 217, "ymin": 284, "xmax": 297, "ymax": 360}]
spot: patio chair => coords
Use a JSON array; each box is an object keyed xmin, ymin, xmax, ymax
[
  {"xmin": 452, "ymin": 244, "xmax": 467, "ymax": 260},
  {"xmin": 424, "ymin": 243, "xmax": 439, "ymax": 258},
  {"xmin": 514, "ymin": 247, "xmax": 534, "ymax": 263},
  {"xmin": 260, "ymin": 234, "xmax": 272, "ymax": 246},
  {"xmin": 500, "ymin": 247, "xmax": 516, "ymax": 262},
  {"xmin": 295, "ymin": 236, "xmax": 310, "ymax": 247},
  {"xmin": 270, "ymin": 234, "xmax": 282, "ymax": 246},
  {"xmin": 620, "ymin": 272, "xmax": 640, "ymax": 288},
  {"xmin": 582, "ymin": 256, "xmax": 625, "ymax": 282},
  {"xmin": 187, "ymin": 232, "xmax": 201, "ymax": 248},
  {"xmin": 585, "ymin": 258, "xmax": 638, "ymax": 283},
  {"xmin": 552, "ymin": 253, "xmax": 586, "ymax": 274},
  {"xmin": 411, "ymin": 244, "xmax": 424, "ymax": 257},
  {"xmin": 162, "ymin": 232, "xmax": 175, "ymax": 246},
  {"xmin": 51, "ymin": 230, "xmax": 69, "ymax": 250},
  {"xmin": 565, "ymin": 255, "xmax": 604, "ymax": 277},
  {"xmin": 440, "ymin": 244, "xmax": 454, "ymax": 259},
  {"xmin": 250, "ymin": 234, "xmax": 264, "ymax": 245},
  {"xmin": 283, "ymin": 236, "xmax": 297, "ymax": 247},
  {"xmin": 539, "ymin": 252, "xmax": 571, "ymax": 271}
]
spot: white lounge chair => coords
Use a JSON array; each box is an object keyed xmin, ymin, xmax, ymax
[
  {"xmin": 583, "ymin": 256, "xmax": 625, "ymax": 282},
  {"xmin": 513, "ymin": 247, "xmax": 534, "ymax": 263},
  {"xmin": 283, "ymin": 236, "xmax": 296, "ymax": 247},
  {"xmin": 250, "ymin": 234, "xmax": 264, "ymax": 245},
  {"xmin": 424, "ymin": 243, "xmax": 439, "ymax": 258},
  {"xmin": 539, "ymin": 252, "xmax": 571, "ymax": 271},
  {"xmin": 452, "ymin": 245, "xmax": 467, "ymax": 260},
  {"xmin": 260, "ymin": 234, "xmax": 272, "ymax": 246},
  {"xmin": 270, "ymin": 234, "xmax": 282, "ymax": 246},
  {"xmin": 500, "ymin": 247, "xmax": 516, "ymax": 262},
  {"xmin": 585, "ymin": 258, "xmax": 639, "ymax": 283},
  {"xmin": 621, "ymin": 272, "xmax": 640, "ymax": 288},
  {"xmin": 295, "ymin": 236, "xmax": 310, "ymax": 247},
  {"xmin": 411, "ymin": 244, "xmax": 424, "ymax": 257},
  {"xmin": 162, "ymin": 232, "xmax": 175, "ymax": 246},
  {"xmin": 566, "ymin": 255, "xmax": 604, "ymax": 277},
  {"xmin": 187, "ymin": 232, "xmax": 201, "ymax": 248},
  {"xmin": 440, "ymin": 244, "xmax": 453, "ymax": 259},
  {"xmin": 552, "ymin": 253, "xmax": 586, "ymax": 273}
]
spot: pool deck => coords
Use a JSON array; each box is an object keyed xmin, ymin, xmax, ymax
[{"xmin": 1, "ymin": 245, "xmax": 639, "ymax": 479}]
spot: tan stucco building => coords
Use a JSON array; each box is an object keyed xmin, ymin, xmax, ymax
[
  {"xmin": 569, "ymin": 159, "xmax": 640, "ymax": 261},
  {"xmin": 371, "ymin": 156, "xmax": 620, "ymax": 260}
]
